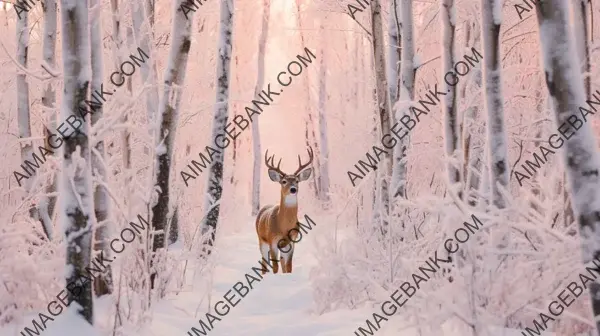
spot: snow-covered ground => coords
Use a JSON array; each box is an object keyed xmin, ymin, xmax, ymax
[
  {"xmin": 1, "ymin": 215, "xmax": 554, "ymax": 336},
  {"xmin": 147, "ymin": 218, "xmax": 371, "ymax": 336}
]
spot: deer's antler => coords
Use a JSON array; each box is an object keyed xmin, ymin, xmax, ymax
[
  {"xmin": 293, "ymin": 147, "xmax": 314, "ymax": 175},
  {"xmin": 265, "ymin": 150, "xmax": 286, "ymax": 176}
]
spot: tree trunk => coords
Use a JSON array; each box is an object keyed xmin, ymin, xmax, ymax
[
  {"xmin": 387, "ymin": 0, "xmax": 401, "ymax": 110},
  {"xmin": 318, "ymin": 15, "xmax": 330, "ymax": 204},
  {"xmin": 390, "ymin": 0, "xmax": 415, "ymax": 200},
  {"xmin": 528, "ymin": 77, "xmax": 545, "ymax": 217},
  {"xmin": 462, "ymin": 21, "xmax": 483, "ymax": 206},
  {"xmin": 16, "ymin": 0, "xmax": 45, "ymax": 238},
  {"xmin": 168, "ymin": 205, "xmax": 180, "ymax": 246},
  {"xmin": 90, "ymin": 0, "xmax": 113, "ymax": 296},
  {"xmin": 442, "ymin": 0, "xmax": 461, "ymax": 190},
  {"xmin": 39, "ymin": 0, "xmax": 58, "ymax": 239},
  {"xmin": 60, "ymin": 0, "xmax": 94, "ymax": 322},
  {"xmin": 441, "ymin": 1, "xmax": 470, "ymax": 318},
  {"xmin": 168, "ymin": 205, "xmax": 179, "ymax": 245},
  {"xmin": 109, "ymin": 0, "xmax": 125, "ymax": 66},
  {"xmin": 294, "ymin": 0, "xmax": 321, "ymax": 198},
  {"xmin": 200, "ymin": 0, "xmax": 235, "ymax": 253},
  {"xmin": 150, "ymin": 0, "xmax": 196, "ymax": 288},
  {"xmin": 251, "ymin": 0, "xmax": 270, "ymax": 216},
  {"xmin": 109, "ymin": 0, "xmax": 133, "ymax": 173},
  {"xmin": 535, "ymin": 0, "xmax": 600, "ymax": 334},
  {"xmin": 370, "ymin": 0, "xmax": 392, "ymax": 231},
  {"xmin": 566, "ymin": 0, "xmax": 590, "ymax": 228},
  {"xmin": 147, "ymin": 0, "xmax": 155, "ymax": 25},
  {"xmin": 387, "ymin": 0, "xmax": 403, "ymax": 200},
  {"xmin": 480, "ymin": 5, "xmax": 509, "ymax": 328},
  {"xmin": 481, "ymin": 0, "xmax": 508, "ymax": 209},
  {"xmin": 307, "ymin": 111, "xmax": 321, "ymax": 197},
  {"xmin": 231, "ymin": 58, "xmax": 239, "ymax": 187},
  {"xmin": 573, "ymin": 0, "xmax": 591, "ymax": 98},
  {"xmin": 151, "ymin": 6, "xmax": 177, "ymax": 248},
  {"xmin": 131, "ymin": 0, "xmax": 159, "ymax": 122},
  {"xmin": 108, "ymin": 0, "xmax": 143, "ymax": 287},
  {"xmin": 304, "ymin": 120, "xmax": 318, "ymax": 194}
]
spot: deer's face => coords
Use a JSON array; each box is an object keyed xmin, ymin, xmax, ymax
[
  {"xmin": 264, "ymin": 147, "xmax": 314, "ymax": 206},
  {"xmin": 268, "ymin": 169, "xmax": 313, "ymax": 198}
]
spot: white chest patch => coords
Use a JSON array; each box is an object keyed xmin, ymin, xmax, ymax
[{"xmin": 284, "ymin": 194, "xmax": 298, "ymax": 206}]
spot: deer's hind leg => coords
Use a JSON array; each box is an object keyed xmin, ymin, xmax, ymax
[{"xmin": 259, "ymin": 240, "xmax": 270, "ymax": 275}]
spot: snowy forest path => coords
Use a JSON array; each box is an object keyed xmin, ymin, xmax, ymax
[
  {"xmin": 148, "ymin": 214, "xmax": 371, "ymax": 336},
  {"xmin": 147, "ymin": 214, "xmax": 557, "ymax": 336}
]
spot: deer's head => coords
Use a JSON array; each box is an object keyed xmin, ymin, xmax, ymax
[{"xmin": 265, "ymin": 147, "xmax": 314, "ymax": 206}]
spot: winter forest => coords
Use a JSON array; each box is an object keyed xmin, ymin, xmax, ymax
[{"xmin": 1, "ymin": 0, "xmax": 600, "ymax": 335}]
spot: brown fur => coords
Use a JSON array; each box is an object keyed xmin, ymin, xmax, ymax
[
  {"xmin": 255, "ymin": 148, "xmax": 313, "ymax": 275},
  {"xmin": 255, "ymin": 179, "xmax": 301, "ymax": 274}
]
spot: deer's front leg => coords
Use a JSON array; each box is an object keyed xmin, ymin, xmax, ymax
[
  {"xmin": 269, "ymin": 248, "xmax": 279, "ymax": 274},
  {"xmin": 280, "ymin": 242, "xmax": 294, "ymax": 273}
]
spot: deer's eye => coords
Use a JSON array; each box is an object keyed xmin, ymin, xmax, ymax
[{"xmin": 282, "ymin": 180, "xmax": 287, "ymax": 185}]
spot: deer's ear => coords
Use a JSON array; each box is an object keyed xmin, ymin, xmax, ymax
[
  {"xmin": 268, "ymin": 169, "xmax": 283, "ymax": 182},
  {"xmin": 297, "ymin": 168, "xmax": 312, "ymax": 182}
]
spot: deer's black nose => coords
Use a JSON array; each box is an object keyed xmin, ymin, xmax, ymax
[{"xmin": 290, "ymin": 187, "xmax": 297, "ymax": 194}]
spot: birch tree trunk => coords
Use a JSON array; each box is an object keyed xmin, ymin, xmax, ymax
[
  {"xmin": 481, "ymin": 0, "xmax": 508, "ymax": 209},
  {"xmin": 231, "ymin": 56, "xmax": 240, "ymax": 187},
  {"xmin": 391, "ymin": 0, "xmax": 415, "ymax": 200},
  {"xmin": 318, "ymin": 15, "xmax": 330, "ymax": 203},
  {"xmin": 307, "ymin": 111, "xmax": 321, "ymax": 197},
  {"xmin": 131, "ymin": 0, "xmax": 159, "ymax": 121},
  {"xmin": 109, "ymin": 0, "xmax": 124, "ymax": 66},
  {"xmin": 109, "ymin": 0, "xmax": 133, "ymax": 174},
  {"xmin": 341, "ymin": 34, "xmax": 355, "ymax": 138},
  {"xmin": 304, "ymin": 122, "xmax": 319, "ymax": 197},
  {"xmin": 16, "ymin": 0, "xmax": 45, "ymax": 237},
  {"xmin": 441, "ymin": 4, "xmax": 473, "ymax": 324},
  {"xmin": 442, "ymin": 0, "xmax": 461, "ymax": 189},
  {"xmin": 60, "ymin": 0, "xmax": 94, "ymax": 322},
  {"xmin": 535, "ymin": 1, "xmax": 600, "ymax": 333},
  {"xmin": 480, "ymin": 4, "xmax": 509, "ymax": 320},
  {"xmin": 148, "ymin": 0, "xmax": 155, "ymax": 25},
  {"xmin": 130, "ymin": 0, "xmax": 175, "ymax": 245},
  {"xmin": 39, "ymin": 0, "xmax": 58, "ymax": 239},
  {"xmin": 566, "ymin": 0, "xmax": 591, "ymax": 228},
  {"xmin": 370, "ymin": 0, "xmax": 392, "ymax": 228},
  {"xmin": 387, "ymin": 0, "xmax": 401, "ymax": 110},
  {"xmin": 168, "ymin": 206, "xmax": 179, "ymax": 245},
  {"xmin": 573, "ymin": 0, "xmax": 591, "ymax": 97},
  {"xmin": 251, "ymin": 0, "xmax": 270, "ymax": 216},
  {"xmin": 462, "ymin": 21, "xmax": 483, "ymax": 206},
  {"xmin": 150, "ymin": 0, "xmax": 195, "ymax": 288},
  {"xmin": 304, "ymin": 121, "xmax": 319, "ymax": 196},
  {"xmin": 90, "ymin": 0, "xmax": 113, "ymax": 296},
  {"xmin": 388, "ymin": 0, "xmax": 402, "ymax": 200},
  {"xmin": 294, "ymin": 0, "xmax": 321, "ymax": 198},
  {"xmin": 200, "ymin": 0, "xmax": 235, "ymax": 252}
]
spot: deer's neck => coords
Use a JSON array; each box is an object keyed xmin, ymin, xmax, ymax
[{"xmin": 278, "ymin": 194, "xmax": 298, "ymax": 225}]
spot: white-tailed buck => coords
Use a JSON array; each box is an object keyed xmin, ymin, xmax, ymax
[{"xmin": 255, "ymin": 147, "xmax": 314, "ymax": 274}]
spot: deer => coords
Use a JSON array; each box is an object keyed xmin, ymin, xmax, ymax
[{"xmin": 255, "ymin": 147, "xmax": 314, "ymax": 274}]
